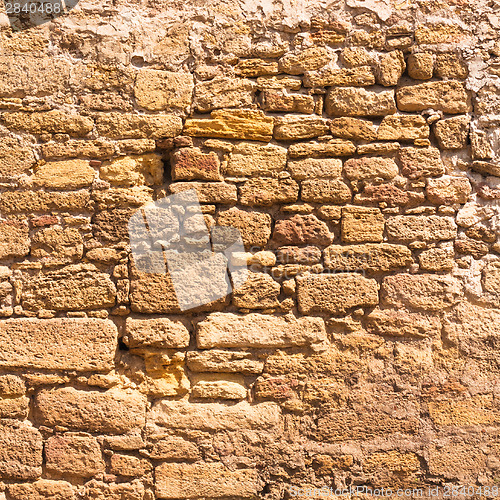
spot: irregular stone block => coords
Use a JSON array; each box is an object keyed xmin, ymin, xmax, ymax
[
  {"xmin": 288, "ymin": 140, "xmax": 356, "ymax": 158},
  {"xmin": 482, "ymin": 261, "xmax": 500, "ymax": 306},
  {"xmin": 171, "ymin": 148, "xmax": 221, "ymax": 181},
  {"xmin": 109, "ymin": 454, "xmax": 152, "ymax": 477},
  {"xmin": 232, "ymin": 273, "xmax": 281, "ymax": 309},
  {"xmin": 0, "ymin": 191, "xmax": 90, "ymax": 214},
  {"xmin": 2, "ymin": 111, "xmax": 93, "ymax": 136},
  {"xmin": 426, "ymin": 176, "xmax": 471, "ymax": 205},
  {"xmin": 428, "ymin": 395, "xmax": 498, "ymax": 427},
  {"xmin": 101, "ymin": 154, "xmax": 164, "ymax": 186},
  {"xmin": 329, "ymin": 117, "xmax": 377, "ymax": 141},
  {"xmin": 0, "ymin": 137, "xmax": 35, "ymax": 178},
  {"xmin": 0, "ymin": 396, "xmax": 29, "ymax": 419},
  {"xmin": 434, "ymin": 53, "xmax": 468, "ymax": 79},
  {"xmin": 418, "ymin": 247, "xmax": 454, "ymax": 271},
  {"xmin": 398, "ymin": 147, "xmax": 444, "ymax": 179},
  {"xmin": 186, "ymin": 350, "xmax": 264, "ymax": 374},
  {"xmin": 156, "ymin": 462, "xmax": 258, "ymax": 499},
  {"xmin": 32, "ymin": 159, "xmax": 96, "ymax": 189},
  {"xmin": 0, "ymin": 318, "xmax": 117, "ymax": 371},
  {"xmin": 31, "ymin": 226, "xmax": 83, "ymax": 264},
  {"xmin": 377, "ymin": 115, "xmax": 429, "ymax": 140},
  {"xmin": 134, "ymin": 69, "xmax": 194, "ymax": 111},
  {"xmin": 407, "ymin": 52, "xmax": 434, "ymax": 80},
  {"xmin": 297, "ymin": 273, "xmax": 379, "ymax": 314},
  {"xmin": 273, "ymin": 214, "xmax": 332, "ymax": 246},
  {"xmin": 239, "ymin": 178, "xmax": 299, "ymax": 206},
  {"xmin": 197, "ymin": 312, "xmax": 327, "ymax": 348},
  {"xmin": 303, "ymin": 66, "xmax": 375, "ymax": 87},
  {"xmin": 96, "ymin": 113, "xmax": 183, "ymax": 139},
  {"xmin": 288, "ymin": 158, "xmax": 342, "ymax": 180},
  {"xmin": 278, "ymin": 47, "xmax": 332, "ymax": 74},
  {"xmin": 396, "ymin": 80, "xmax": 471, "ymax": 113},
  {"xmin": 382, "ymin": 274, "xmax": 462, "ymax": 311},
  {"xmin": 274, "ymin": 115, "xmax": 328, "ymax": 140},
  {"xmin": 40, "ymin": 139, "xmax": 115, "ymax": 160},
  {"xmin": 169, "ymin": 181, "xmax": 237, "ymax": 204},
  {"xmin": 376, "ymin": 50, "xmax": 405, "ymax": 86},
  {"xmin": 326, "ymin": 87, "xmax": 396, "ymax": 116},
  {"xmin": 195, "ymin": 76, "xmax": 255, "ymax": 112},
  {"xmin": 301, "ymin": 179, "xmax": 352, "ymax": 203},
  {"xmin": 226, "ymin": 142, "xmax": 287, "ymax": 177},
  {"xmin": 386, "ymin": 215, "xmax": 457, "ymax": 242},
  {"xmin": 125, "ymin": 317, "xmax": 190, "ymax": 349},
  {"xmin": 434, "ymin": 115, "xmax": 469, "ymax": 149},
  {"xmin": 341, "ymin": 206, "xmax": 385, "ymax": 243},
  {"xmin": 191, "ymin": 380, "xmax": 247, "ymax": 399},
  {"xmin": 184, "ymin": 109, "xmax": 274, "ymax": 141},
  {"xmin": 35, "ymin": 388, "xmax": 147, "ymax": 434},
  {"xmin": 0, "ymin": 221, "xmax": 29, "ymax": 260},
  {"xmin": 83, "ymin": 480, "xmax": 145, "ymax": 500},
  {"xmin": 7, "ymin": 479, "xmax": 75, "ymax": 500},
  {"xmin": 235, "ymin": 59, "xmax": 279, "ymax": 77},
  {"xmin": 365, "ymin": 308, "xmax": 441, "ymax": 338},
  {"xmin": 261, "ymin": 90, "xmax": 314, "ymax": 114},
  {"xmin": 344, "ymin": 157, "xmax": 398, "ymax": 180},
  {"xmin": 277, "ymin": 246, "xmax": 322, "ymax": 265}
]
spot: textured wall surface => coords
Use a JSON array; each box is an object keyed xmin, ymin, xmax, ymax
[{"xmin": 0, "ymin": 0, "xmax": 500, "ymax": 498}]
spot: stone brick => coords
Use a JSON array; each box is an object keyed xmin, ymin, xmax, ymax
[
  {"xmin": 149, "ymin": 436, "xmax": 200, "ymax": 461},
  {"xmin": 83, "ymin": 480, "xmax": 145, "ymax": 500},
  {"xmin": 7, "ymin": 479, "xmax": 75, "ymax": 500},
  {"xmin": 0, "ymin": 136, "xmax": 35, "ymax": 178},
  {"xmin": 418, "ymin": 247, "xmax": 454, "ymax": 271},
  {"xmin": 297, "ymin": 274, "xmax": 379, "ymax": 315},
  {"xmin": 129, "ymin": 273, "xmax": 185, "ymax": 314},
  {"xmin": 191, "ymin": 379, "xmax": 247, "ymax": 399},
  {"xmin": 96, "ymin": 113, "xmax": 183, "ymax": 139},
  {"xmin": 398, "ymin": 147, "xmax": 444, "ymax": 179},
  {"xmin": 365, "ymin": 308, "xmax": 441, "ymax": 338},
  {"xmin": 274, "ymin": 115, "xmax": 328, "ymax": 140},
  {"xmin": 169, "ymin": 181, "xmax": 237, "ymax": 204},
  {"xmin": 471, "ymin": 160, "xmax": 500, "ymax": 178},
  {"xmin": 303, "ymin": 66, "xmax": 375, "ymax": 87},
  {"xmin": 32, "ymin": 160, "xmax": 96, "ymax": 190},
  {"xmin": 428, "ymin": 395, "xmax": 498, "ymax": 426},
  {"xmin": 344, "ymin": 157, "xmax": 398, "ymax": 180},
  {"xmin": 482, "ymin": 261, "xmax": 500, "ymax": 306},
  {"xmin": 329, "ymin": 117, "xmax": 377, "ymax": 141},
  {"xmin": 232, "ymin": 273, "xmax": 281, "ymax": 309},
  {"xmin": 0, "ymin": 318, "xmax": 117, "ymax": 371},
  {"xmin": 0, "ymin": 422, "xmax": 42, "ymax": 480},
  {"xmin": 216, "ymin": 208, "xmax": 272, "ymax": 249},
  {"xmin": 455, "ymin": 238, "xmax": 489, "ymax": 259},
  {"xmin": 197, "ymin": 312, "xmax": 327, "ymax": 348},
  {"xmin": 278, "ymin": 47, "xmax": 332, "ymax": 74},
  {"xmin": 434, "ymin": 52, "xmax": 468, "ymax": 79},
  {"xmin": 0, "ymin": 397, "xmax": 29, "ymax": 419},
  {"xmin": 326, "ymin": 87, "xmax": 396, "ymax": 116},
  {"xmin": 277, "ymin": 246, "xmax": 322, "ymax": 265},
  {"xmin": 156, "ymin": 462, "xmax": 258, "ymax": 499},
  {"xmin": 381, "ymin": 274, "xmax": 462, "ymax": 311},
  {"xmin": 109, "ymin": 454, "xmax": 152, "ymax": 477},
  {"xmin": 434, "ymin": 115, "xmax": 469, "ymax": 149},
  {"xmin": 184, "ymin": 109, "xmax": 274, "ymax": 141},
  {"xmin": 239, "ymin": 178, "xmax": 299, "ymax": 206},
  {"xmin": 0, "ymin": 221, "xmax": 29, "ymax": 260},
  {"xmin": 134, "ymin": 69, "xmax": 194, "ymax": 111},
  {"xmin": 40, "ymin": 139, "xmax": 115, "ymax": 160},
  {"xmin": 377, "ymin": 115, "xmax": 429, "ymax": 140},
  {"xmin": 22, "ymin": 265, "xmax": 116, "ymax": 311},
  {"xmin": 125, "ymin": 317, "xmax": 190, "ymax": 349},
  {"xmin": 101, "ymin": 154, "xmax": 164, "ymax": 186},
  {"xmin": 45, "ymin": 434, "xmax": 105, "ymax": 477},
  {"xmin": 407, "ymin": 52, "xmax": 434, "ymax": 80},
  {"xmin": 376, "ymin": 50, "xmax": 405, "ymax": 86},
  {"xmin": 341, "ymin": 206, "xmax": 385, "ymax": 243},
  {"xmin": 386, "ymin": 215, "xmax": 457, "ymax": 242},
  {"xmin": 426, "ymin": 176, "xmax": 471, "ymax": 205},
  {"xmin": 35, "ymin": 388, "xmax": 146, "ymax": 434},
  {"xmin": 256, "ymin": 75, "xmax": 302, "ymax": 90},
  {"xmin": 301, "ymin": 179, "xmax": 352, "ymax": 203},
  {"xmin": 272, "ymin": 214, "xmax": 332, "ymax": 246},
  {"xmin": 195, "ymin": 76, "xmax": 255, "ymax": 112},
  {"xmin": 2, "ymin": 111, "xmax": 93, "ymax": 136},
  {"xmin": 0, "ymin": 375, "xmax": 25, "ymax": 396},
  {"xmin": 170, "ymin": 148, "xmax": 221, "ymax": 181},
  {"xmin": 31, "ymin": 226, "xmax": 83, "ymax": 264},
  {"xmin": 261, "ymin": 90, "xmax": 315, "ymax": 113},
  {"xmin": 235, "ymin": 59, "xmax": 279, "ymax": 77},
  {"xmin": 396, "ymin": 80, "xmax": 471, "ymax": 113},
  {"xmin": 226, "ymin": 142, "xmax": 287, "ymax": 177},
  {"xmin": 288, "ymin": 140, "xmax": 356, "ymax": 158},
  {"xmin": 324, "ymin": 243, "xmax": 412, "ymax": 272},
  {"xmin": 186, "ymin": 350, "xmax": 264, "ymax": 374},
  {"xmin": 288, "ymin": 158, "xmax": 342, "ymax": 180}
]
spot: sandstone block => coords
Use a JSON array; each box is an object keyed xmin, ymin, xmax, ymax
[
  {"xmin": 197, "ymin": 312, "xmax": 327, "ymax": 348},
  {"xmin": 261, "ymin": 90, "xmax": 315, "ymax": 114},
  {"xmin": 169, "ymin": 182, "xmax": 237, "ymax": 204},
  {"xmin": 83, "ymin": 480, "xmax": 144, "ymax": 500},
  {"xmin": 288, "ymin": 140, "xmax": 356, "ymax": 158},
  {"xmin": 407, "ymin": 53, "xmax": 434, "ymax": 80},
  {"xmin": 274, "ymin": 115, "xmax": 328, "ymax": 140},
  {"xmin": 288, "ymin": 158, "xmax": 342, "ymax": 179},
  {"xmin": 382, "ymin": 274, "xmax": 462, "ymax": 311},
  {"xmin": 0, "ymin": 190, "xmax": 90, "ymax": 214},
  {"xmin": 2, "ymin": 111, "xmax": 93, "ymax": 136},
  {"xmin": 186, "ymin": 350, "xmax": 264, "ymax": 374},
  {"xmin": 0, "ymin": 397, "xmax": 29, "ymax": 419},
  {"xmin": 324, "ymin": 243, "xmax": 412, "ymax": 272},
  {"xmin": 329, "ymin": 117, "xmax": 377, "ymax": 141},
  {"xmin": 216, "ymin": 208, "xmax": 272, "ymax": 249},
  {"xmin": 272, "ymin": 214, "xmax": 332, "ymax": 246},
  {"xmin": 156, "ymin": 462, "xmax": 258, "ymax": 499},
  {"xmin": 303, "ymin": 66, "xmax": 375, "ymax": 87},
  {"xmin": 297, "ymin": 273, "xmax": 379, "ymax": 314},
  {"xmin": 149, "ymin": 436, "xmax": 200, "ymax": 461},
  {"xmin": 377, "ymin": 115, "xmax": 429, "ymax": 141},
  {"xmin": 195, "ymin": 76, "xmax": 255, "ymax": 112},
  {"xmin": 376, "ymin": 50, "xmax": 405, "ymax": 86},
  {"xmin": 0, "ymin": 375, "xmax": 25, "ymax": 396},
  {"xmin": 235, "ymin": 59, "xmax": 279, "ymax": 77},
  {"xmin": 110, "ymin": 454, "xmax": 152, "ymax": 477},
  {"xmin": 0, "ymin": 221, "xmax": 29, "ymax": 260},
  {"xmin": 191, "ymin": 380, "xmax": 247, "ymax": 399},
  {"xmin": 0, "ymin": 422, "xmax": 42, "ymax": 480},
  {"xmin": 434, "ymin": 53, "xmax": 468, "ymax": 79},
  {"xmin": 239, "ymin": 178, "xmax": 299, "ymax": 206},
  {"xmin": 129, "ymin": 273, "xmax": 185, "ymax": 314},
  {"xmin": 278, "ymin": 47, "xmax": 332, "ymax": 74},
  {"xmin": 7, "ymin": 479, "xmax": 75, "ymax": 500},
  {"xmin": 341, "ymin": 206, "xmax": 385, "ymax": 243},
  {"xmin": 326, "ymin": 87, "xmax": 396, "ymax": 116},
  {"xmin": 344, "ymin": 157, "xmax": 398, "ymax": 180},
  {"xmin": 125, "ymin": 317, "xmax": 190, "ymax": 349},
  {"xmin": 482, "ymin": 261, "xmax": 500, "ymax": 306},
  {"xmin": 32, "ymin": 159, "xmax": 95, "ymax": 190},
  {"xmin": 434, "ymin": 115, "xmax": 469, "ymax": 149},
  {"xmin": 226, "ymin": 142, "xmax": 287, "ymax": 177},
  {"xmin": 426, "ymin": 176, "xmax": 471, "ymax": 205},
  {"xmin": 101, "ymin": 154, "xmax": 163, "ymax": 186},
  {"xmin": 96, "ymin": 113, "xmax": 183, "ymax": 139},
  {"xmin": 386, "ymin": 215, "xmax": 457, "ymax": 242},
  {"xmin": 471, "ymin": 160, "xmax": 500, "ymax": 178},
  {"xmin": 0, "ymin": 318, "xmax": 116, "ymax": 371},
  {"xmin": 40, "ymin": 139, "xmax": 115, "ymax": 160},
  {"xmin": 256, "ymin": 75, "xmax": 302, "ymax": 90},
  {"xmin": 277, "ymin": 246, "xmax": 322, "ymax": 265},
  {"xmin": 171, "ymin": 148, "xmax": 221, "ymax": 181},
  {"xmin": 232, "ymin": 273, "xmax": 281, "ymax": 309},
  {"xmin": 184, "ymin": 109, "xmax": 274, "ymax": 141},
  {"xmin": 396, "ymin": 80, "xmax": 470, "ymax": 113},
  {"xmin": 35, "ymin": 388, "xmax": 146, "ymax": 434},
  {"xmin": 428, "ymin": 395, "xmax": 498, "ymax": 427},
  {"xmin": 0, "ymin": 137, "xmax": 35, "ymax": 178},
  {"xmin": 301, "ymin": 179, "xmax": 351, "ymax": 203},
  {"xmin": 46, "ymin": 434, "xmax": 105, "ymax": 477},
  {"xmin": 418, "ymin": 247, "xmax": 454, "ymax": 271},
  {"xmin": 398, "ymin": 147, "xmax": 444, "ymax": 179},
  {"xmin": 134, "ymin": 69, "xmax": 194, "ymax": 111},
  {"xmin": 32, "ymin": 226, "xmax": 83, "ymax": 264},
  {"xmin": 365, "ymin": 308, "xmax": 441, "ymax": 337}
]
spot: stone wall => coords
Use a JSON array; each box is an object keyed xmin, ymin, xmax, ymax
[{"xmin": 0, "ymin": 0, "xmax": 499, "ymax": 498}]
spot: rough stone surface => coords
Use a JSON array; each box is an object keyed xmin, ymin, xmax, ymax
[
  {"xmin": 272, "ymin": 214, "xmax": 332, "ymax": 246},
  {"xmin": 326, "ymin": 87, "xmax": 397, "ymax": 116},
  {"xmin": 125, "ymin": 317, "xmax": 190, "ymax": 349},
  {"xmin": 386, "ymin": 215, "xmax": 457, "ymax": 242},
  {"xmin": 341, "ymin": 206, "xmax": 385, "ymax": 243},
  {"xmin": 226, "ymin": 142, "xmax": 287, "ymax": 177}
]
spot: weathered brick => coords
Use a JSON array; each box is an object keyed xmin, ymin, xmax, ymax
[
  {"xmin": 426, "ymin": 176, "xmax": 471, "ymax": 205},
  {"xmin": 235, "ymin": 59, "xmax": 279, "ymax": 77},
  {"xmin": 341, "ymin": 206, "xmax": 385, "ymax": 243},
  {"xmin": 418, "ymin": 247, "xmax": 454, "ymax": 271},
  {"xmin": 344, "ymin": 157, "xmax": 398, "ymax": 180},
  {"xmin": 83, "ymin": 480, "xmax": 145, "ymax": 500},
  {"xmin": 96, "ymin": 113, "xmax": 182, "ymax": 139},
  {"xmin": 35, "ymin": 388, "xmax": 146, "ymax": 434},
  {"xmin": 197, "ymin": 312, "xmax": 327, "ymax": 348},
  {"xmin": 232, "ymin": 273, "xmax": 281, "ymax": 309},
  {"xmin": 101, "ymin": 154, "xmax": 164, "ymax": 186},
  {"xmin": 239, "ymin": 178, "xmax": 299, "ymax": 206},
  {"xmin": 2, "ymin": 111, "xmax": 93, "ymax": 136},
  {"xmin": 434, "ymin": 115, "xmax": 469, "ymax": 149},
  {"xmin": 32, "ymin": 160, "xmax": 96, "ymax": 189},
  {"xmin": 186, "ymin": 350, "xmax": 264, "ymax": 374},
  {"xmin": 288, "ymin": 140, "xmax": 356, "ymax": 158},
  {"xmin": 31, "ymin": 226, "xmax": 83, "ymax": 264},
  {"xmin": 171, "ymin": 147, "xmax": 221, "ymax": 181},
  {"xmin": 297, "ymin": 274, "xmax": 379, "ymax": 314},
  {"xmin": 272, "ymin": 214, "xmax": 332, "ymax": 246},
  {"xmin": 274, "ymin": 115, "xmax": 328, "ymax": 140},
  {"xmin": 0, "ymin": 137, "xmax": 35, "ymax": 178},
  {"xmin": 376, "ymin": 50, "xmax": 405, "ymax": 86},
  {"xmin": 386, "ymin": 215, "xmax": 457, "ymax": 242},
  {"xmin": 398, "ymin": 147, "xmax": 444, "ymax": 179},
  {"xmin": 365, "ymin": 308, "xmax": 441, "ymax": 338},
  {"xmin": 0, "ymin": 221, "xmax": 29, "ymax": 260},
  {"xmin": 303, "ymin": 66, "xmax": 375, "ymax": 87},
  {"xmin": 301, "ymin": 179, "xmax": 351, "ymax": 203},
  {"xmin": 288, "ymin": 158, "xmax": 342, "ymax": 180},
  {"xmin": 7, "ymin": 479, "xmax": 75, "ymax": 500},
  {"xmin": 0, "ymin": 318, "xmax": 116, "ymax": 371},
  {"xmin": 278, "ymin": 47, "xmax": 332, "ymax": 74},
  {"xmin": 407, "ymin": 52, "xmax": 434, "ymax": 80},
  {"xmin": 377, "ymin": 115, "xmax": 429, "ymax": 140},
  {"xmin": 329, "ymin": 117, "xmax": 377, "ymax": 141},
  {"xmin": 326, "ymin": 87, "xmax": 396, "ymax": 116},
  {"xmin": 0, "ymin": 191, "xmax": 90, "ymax": 214},
  {"xmin": 40, "ymin": 139, "xmax": 115, "ymax": 160},
  {"xmin": 226, "ymin": 142, "xmax": 287, "ymax": 177},
  {"xmin": 261, "ymin": 90, "xmax": 314, "ymax": 113},
  {"xmin": 169, "ymin": 181, "xmax": 237, "ymax": 203},
  {"xmin": 195, "ymin": 76, "xmax": 255, "ymax": 112},
  {"xmin": 109, "ymin": 454, "xmax": 152, "ymax": 477},
  {"xmin": 125, "ymin": 317, "xmax": 190, "ymax": 349},
  {"xmin": 191, "ymin": 379, "xmax": 247, "ymax": 399}
]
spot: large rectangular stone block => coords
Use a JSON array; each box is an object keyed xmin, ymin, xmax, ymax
[
  {"xmin": 386, "ymin": 215, "xmax": 457, "ymax": 242},
  {"xmin": 0, "ymin": 318, "xmax": 117, "ymax": 371},
  {"xmin": 326, "ymin": 87, "xmax": 396, "ymax": 116},
  {"xmin": 96, "ymin": 113, "xmax": 183, "ymax": 139}
]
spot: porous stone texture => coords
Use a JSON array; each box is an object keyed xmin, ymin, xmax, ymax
[{"xmin": 1, "ymin": 2, "xmax": 499, "ymax": 496}]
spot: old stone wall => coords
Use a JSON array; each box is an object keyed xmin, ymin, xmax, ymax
[{"xmin": 0, "ymin": 0, "xmax": 499, "ymax": 498}]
